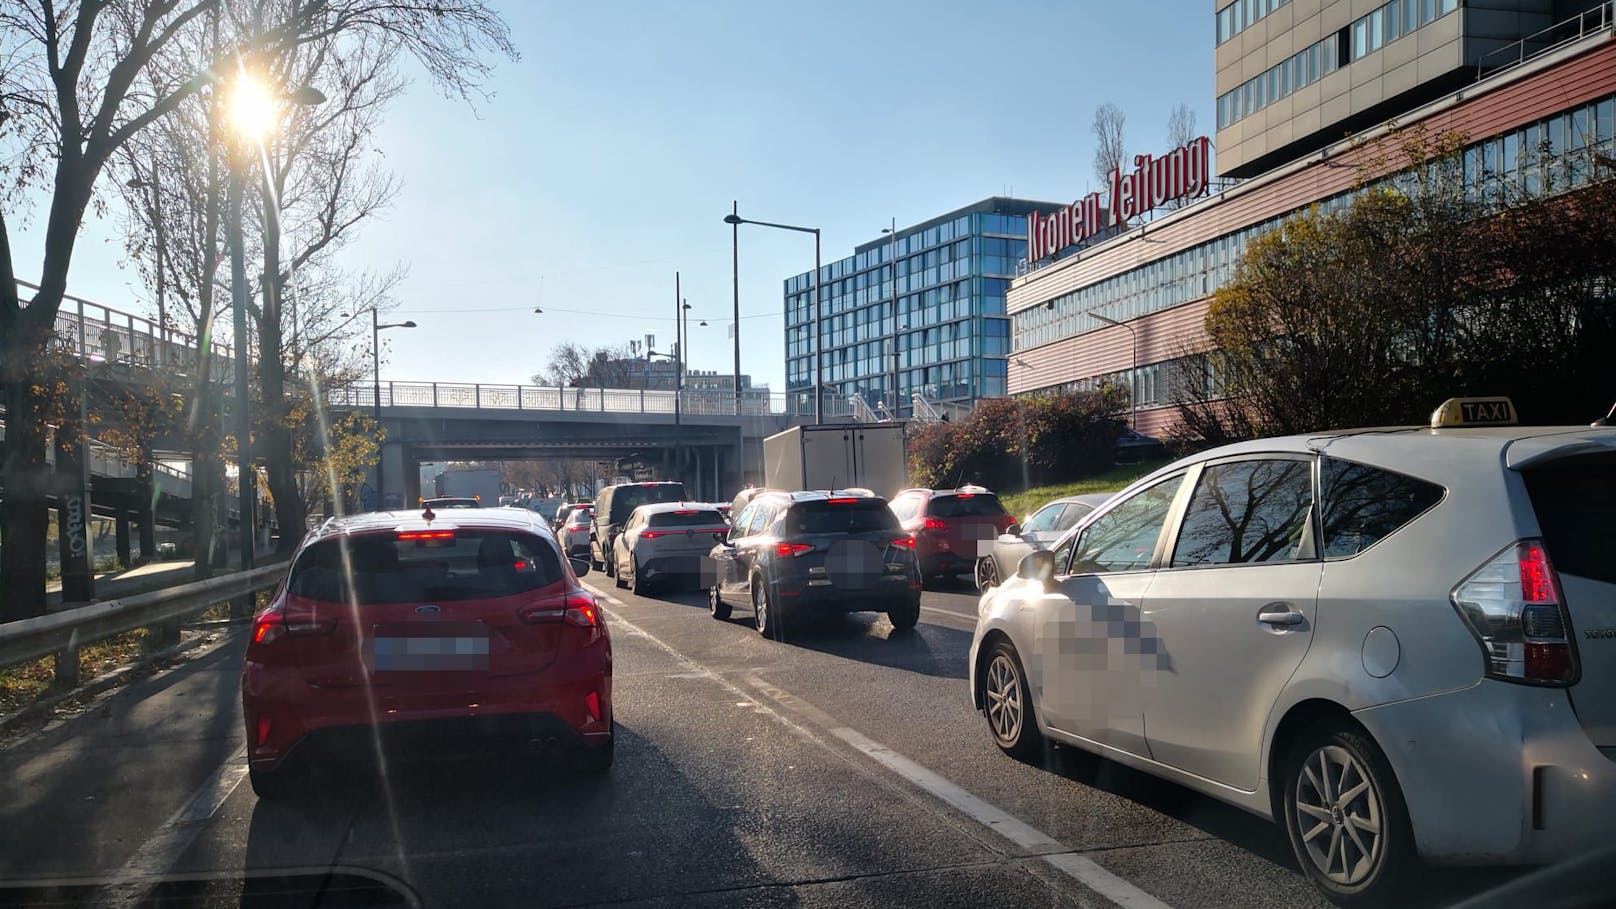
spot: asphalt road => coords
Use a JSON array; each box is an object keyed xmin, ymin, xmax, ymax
[{"xmin": 0, "ymin": 575, "xmax": 1519, "ymax": 908}]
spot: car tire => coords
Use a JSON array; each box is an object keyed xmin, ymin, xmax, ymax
[
  {"xmin": 752, "ymin": 574, "xmax": 782, "ymax": 640},
  {"xmin": 602, "ymin": 545, "xmax": 614, "ymax": 577},
  {"xmin": 709, "ymin": 586, "xmax": 731, "ymax": 621},
  {"xmin": 629, "ymin": 556, "xmax": 648, "ymax": 596},
  {"xmin": 248, "ymin": 765, "xmax": 295, "ymax": 801},
  {"xmin": 887, "ymin": 595, "xmax": 920, "ymax": 632},
  {"xmin": 577, "ymin": 724, "xmax": 615, "ymax": 772},
  {"xmin": 982, "ymin": 640, "xmax": 1042, "ymax": 762},
  {"xmin": 1280, "ymin": 722, "xmax": 1415, "ymax": 906},
  {"xmin": 974, "ymin": 556, "xmax": 999, "ymax": 593}
]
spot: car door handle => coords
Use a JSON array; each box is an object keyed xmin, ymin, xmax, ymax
[{"xmin": 1256, "ymin": 604, "xmax": 1305, "ymax": 627}]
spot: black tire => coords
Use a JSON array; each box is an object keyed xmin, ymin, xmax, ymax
[
  {"xmin": 577, "ymin": 725, "xmax": 615, "ymax": 772},
  {"xmin": 981, "ymin": 640, "xmax": 1042, "ymax": 761},
  {"xmin": 974, "ymin": 556, "xmax": 999, "ymax": 593},
  {"xmin": 751, "ymin": 574, "xmax": 782, "ymax": 640},
  {"xmin": 248, "ymin": 765, "xmax": 295, "ymax": 801},
  {"xmin": 613, "ymin": 550, "xmax": 628, "ymax": 589},
  {"xmin": 602, "ymin": 544, "xmax": 615, "ymax": 578},
  {"xmin": 629, "ymin": 556, "xmax": 648, "ymax": 596},
  {"xmin": 1279, "ymin": 722, "xmax": 1415, "ymax": 906},
  {"xmin": 709, "ymin": 585, "xmax": 731, "ymax": 620},
  {"xmin": 887, "ymin": 595, "xmax": 920, "ymax": 631}
]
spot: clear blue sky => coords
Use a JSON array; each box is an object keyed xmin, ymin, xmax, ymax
[{"xmin": 15, "ymin": 0, "xmax": 1212, "ymax": 393}]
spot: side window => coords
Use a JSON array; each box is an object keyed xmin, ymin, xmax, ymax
[
  {"xmin": 1020, "ymin": 501, "xmax": 1065, "ymax": 534},
  {"xmin": 1320, "ymin": 457, "xmax": 1443, "ymax": 558},
  {"xmin": 1067, "ymin": 477, "xmax": 1184, "ymax": 574},
  {"xmin": 745, "ymin": 504, "xmax": 774, "ymax": 537},
  {"xmin": 1171, "ymin": 459, "xmax": 1314, "ymax": 568},
  {"xmin": 731, "ymin": 503, "xmax": 759, "ymax": 536},
  {"xmin": 1053, "ymin": 503, "xmax": 1091, "ymax": 532}
]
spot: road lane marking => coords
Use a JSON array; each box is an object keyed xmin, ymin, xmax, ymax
[
  {"xmin": 833, "ymin": 727, "xmax": 1172, "ymax": 909},
  {"xmin": 91, "ymin": 746, "xmax": 250, "ymax": 909},
  {"xmin": 589, "ymin": 590, "xmax": 1175, "ymax": 909}
]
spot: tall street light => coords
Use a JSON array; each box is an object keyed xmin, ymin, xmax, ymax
[
  {"xmin": 371, "ymin": 309, "xmax": 417, "ymax": 510},
  {"xmin": 1088, "ymin": 312, "xmax": 1138, "ymax": 431},
  {"xmin": 724, "ymin": 210, "xmax": 823, "ymax": 424},
  {"xmin": 224, "ymin": 68, "xmax": 324, "ymax": 570},
  {"xmin": 729, "ymin": 201, "xmax": 742, "ymax": 415},
  {"xmin": 881, "ymin": 218, "xmax": 900, "ymax": 414}
]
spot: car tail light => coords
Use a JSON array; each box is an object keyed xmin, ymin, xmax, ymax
[
  {"xmin": 640, "ymin": 530, "xmax": 670, "ymax": 539},
  {"xmin": 251, "ymin": 603, "xmax": 334, "ymax": 646},
  {"xmin": 828, "ymin": 497, "xmax": 858, "ymax": 504},
  {"xmin": 889, "ymin": 537, "xmax": 916, "ymax": 550},
  {"xmin": 584, "ymin": 690, "xmax": 602, "ymax": 722},
  {"xmin": 956, "ymin": 493, "xmax": 975, "ymax": 499},
  {"xmin": 775, "ymin": 542, "xmax": 813, "ymax": 558},
  {"xmin": 256, "ymin": 717, "xmax": 273, "ymax": 747},
  {"xmin": 922, "ymin": 517, "xmax": 947, "ymax": 532},
  {"xmin": 1450, "ymin": 539, "xmax": 1579, "ymax": 686},
  {"xmin": 398, "ymin": 530, "xmax": 454, "ymax": 541},
  {"xmin": 519, "ymin": 592, "xmax": 603, "ymax": 640}
]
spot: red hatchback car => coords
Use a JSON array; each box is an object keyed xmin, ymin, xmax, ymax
[
  {"xmin": 241, "ymin": 507, "xmax": 612, "ymax": 799},
  {"xmin": 888, "ymin": 486, "xmax": 1017, "ymax": 587}
]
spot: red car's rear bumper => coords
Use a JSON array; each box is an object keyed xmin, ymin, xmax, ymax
[{"xmin": 241, "ymin": 648, "xmax": 612, "ymax": 772}]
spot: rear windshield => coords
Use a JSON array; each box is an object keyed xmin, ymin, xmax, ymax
[
  {"xmin": 1523, "ymin": 454, "xmax": 1616, "ymax": 584},
  {"xmin": 786, "ymin": 500, "xmax": 900, "ymax": 535},
  {"xmin": 287, "ymin": 530, "xmax": 564, "ymax": 605},
  {"xmin": 566, "ymin": 508, "xmax": 593, "ymax": 524},
  {"xmin": 610, "ymin": 484, "xmax": 687, "ymax": 522},
  {"xmin": 928, "ymin": 494, "xmax": 1007, "ymax": 518},
  {"xmin": 649, "ymin": 509, "xmax": 723, "ymax": 527},
  {"xmin": 427, "ymin": 499, "xmax": 478, "ymax": 509}
]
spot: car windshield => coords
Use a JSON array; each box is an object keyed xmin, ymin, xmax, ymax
[
  {"xmin": 648, "ymin": 509, "xmax": 722, "ymax": 527},
  {"xmin": 786, "ymin": 500, "xmax": 900, "ymax": 535},
  {"xmin": 928, "ymin": 494, "xmax": 1008, "ymax": 518},
  {"xmin": 5, "ymin": 2, "xmax": 1609, "ymax": 907},
  {"xmin": 287, "ymin": 531, "xmax": 564, "ymax": 604}
]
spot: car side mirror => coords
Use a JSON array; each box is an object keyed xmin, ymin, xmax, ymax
[
  {"xmin": 1017, "ymin": 550, "xmax": 1056, "ymax": 590},
  {"xmin": 570, "ymin": 557, "xmax": 590, "ymax": 577},
  {"xmin": 1005, "ymin": 523, "xmax": 1022, "ymax": 537}
]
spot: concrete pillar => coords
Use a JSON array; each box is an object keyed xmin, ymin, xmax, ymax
[
  {"xmin": 380, "ymin": 441, "xmax": 407, "ymax": 510},
  {"xmin": 137, "ymin": 464, "xmax": 156, "ymax": 562},
  {"xmin": 115, "ymin": 513, "xmax": 132, "ymax": 569},
  {"xmin": 402, "ymin": 452, "xmax": 422, "ymax": 510},
  {"xmin": 54, "ymin": 417, "xmax": 95, "ymax": 602}
]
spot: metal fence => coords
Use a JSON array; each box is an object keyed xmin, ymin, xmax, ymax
[
  {"xmin": 20, "ymin": 280, "xmax": 235, "ymax": 380},
  {"xmin": 1476, "ymin": 1, "xmax": 1613, "ymax": 75},
  {"xmin": 0, "ymin": 563, "xmax": 284, "ymax": 691}
]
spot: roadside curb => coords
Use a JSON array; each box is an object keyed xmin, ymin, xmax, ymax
[{"xmin": 0, "ymin": 628, "xmax": 230, "ymax": 737}]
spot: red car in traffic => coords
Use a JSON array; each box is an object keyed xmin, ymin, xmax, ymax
[
  {"xmin": 889, "ymin": 486, "xmax": 1017, "ymax": 587},
  {"xmin": 241, "ymin": 507, "xmax": 612, "ymax": 798}
]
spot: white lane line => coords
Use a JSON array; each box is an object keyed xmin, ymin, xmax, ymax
[
  {"xmin": 90, "ymin": 746, "xmax": 250, "ymax": 909},
  {"xmin": 920, "ymin": 604, "xmax": 977, "ymax": 622},
  {"xmin": 593, "ymin": 596, "xmax": 1175, "ymax": 909},
  {"xmin": 833, "ymin": 727, "xmax": 1172, "ymax": 909}
]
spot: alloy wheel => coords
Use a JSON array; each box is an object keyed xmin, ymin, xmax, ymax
[
  {"xmin": 975, "ymin": 557, "xmax": 999, "ymax": 592},
  {"xmin": 752, "ymin": 583, "xmax": 768, "ymax": 634},
  {"xmin": 984, "ymin": 653, "xmax": 1023, "ymax": 744},
  {"xmin": 1293, "ymin": 744, "xmax": 1384, "ymax": 887}
]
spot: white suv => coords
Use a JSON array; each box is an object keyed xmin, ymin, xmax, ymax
[{"xmin": 969, "ymin": 400, "xmax": 1614, "ymax": 905}]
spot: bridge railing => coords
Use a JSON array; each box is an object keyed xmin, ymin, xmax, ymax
[
  {"xmin": 20, "ymin": 280, "xmax": 235, "ymax": 379},
  {"xmin": 329, "ymin": 381, "xmax": 827, "ymax": 418}
]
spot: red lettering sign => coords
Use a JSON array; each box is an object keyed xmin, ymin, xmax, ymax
[{"xmin": 1027, "ymin": 136, "xmax": 1211, "ymax": 264}]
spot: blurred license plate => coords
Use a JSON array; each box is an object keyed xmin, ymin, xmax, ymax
[{"xmin": 371, "ymin": 635, "xmax": 489, "ymax": 671}]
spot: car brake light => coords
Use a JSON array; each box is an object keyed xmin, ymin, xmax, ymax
[
  {"xmin": 776, "ymin": 542, "xmax": 813, "ymax": 558},
  {"xmin": 519, "ymin": 593, "xmax": 602, "ymax": 635},
  {"xmin": 252, "ymin": 603, "xmax": 334, "ymax": 645},
  {"xmin": 922, "ymin": 517, "xmax": 947, "ymax": 531},
  {"xmin": 640, "ymin": 530, "xmax": 669, "ymax": 539},
  {"xmin": 399, "ymin": 530, "xmax": 454, "ymax": 541},
  {"xmin": 828, "ymin": 497, "xmax": 857, "ymax": 504},
  {"xmin": 890, "ymin": 538, "xmax": 916, "ymax": 550},
  {"xmin": 584, "ymin": 690, "xmax": 601, "ymax": 722},
  {"xmin": 1450, "ymin": 539, "xmax": 1579, "ymax": 686},
  {"xmin": 956, "ymin": 493, "xmax": 975, "ymax": 499},
  {"xmin": 674, "ymin": 509, "xmax": 700, "ymax": 514},
  {"xmin": 256, "ymin": 717, "xmax": 272, "ymax": 747},
  {"xmin": 252, "ymin": 609, "xmax": 284, "ymax": 645}
]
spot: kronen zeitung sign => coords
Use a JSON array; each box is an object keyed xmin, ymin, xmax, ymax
[{"xmin": 1028, "ymin": 135, "xmax": 1211, "ymax": 263}]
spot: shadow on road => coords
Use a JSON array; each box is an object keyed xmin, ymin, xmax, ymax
[{"xmin": 238, "ymin": 723, "xmax": 799, "ymax": 908}]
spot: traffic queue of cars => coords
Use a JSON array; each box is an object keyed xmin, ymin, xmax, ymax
[{"xmin": 242, "ymin": 398, "xmax": 1614, "ymax": 907}]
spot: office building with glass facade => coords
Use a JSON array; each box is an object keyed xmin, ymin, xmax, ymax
[
  {"xmin": 782, "ymin": 197, "xmax": 1068, "ymax": 417},
  {"xmin": 1008, "ymin": 0, "xmax": 1616, "ymax": 435}
]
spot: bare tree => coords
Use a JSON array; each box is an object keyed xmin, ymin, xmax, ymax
[
  {"xmin": 535, "ymin": 342, "xmax": 641, "ymax": 388},
  {"xmin": 1164, "ymin": 103, "xmax": 1198, "ymax": 210},
  {"xmin": 0, "ymin": 0, "xmax": 515, "ymax": 619},
  {"xmin": 1092, "ymin": 103, "xmax": 1127, "ymax": 187}
]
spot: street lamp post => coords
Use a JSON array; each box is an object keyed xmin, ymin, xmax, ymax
[
  {"xmin": 223, "ymin": 71, "xmax": 326, "ymax": 568},
  {"xmin": 724, "ymin": 210, "xmax": 822, "ymax": 424},
  {"xmin": 1089, "ymin": 312, "xmax": 1138, "ymax": 430},
  {"xmin": 730, "ymin": 200, "xmax": 742, "ymax": 416},
  {"xmin": 881, "ymin": 218, "xmax": 900, "ymax": 414},
  {"xmin": 371, "ymin": 309, "xmax": 417, "ymax": 510}
]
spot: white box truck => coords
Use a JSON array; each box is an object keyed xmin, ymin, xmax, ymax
[
  {"xmin": 763, "ymin": 423, "xmax": 908, "ymax": 499},
  {"xmin": 434, "ymin": 467, "xmax": 503, "ymax": 506}
]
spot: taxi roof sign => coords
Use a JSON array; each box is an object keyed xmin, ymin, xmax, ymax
[{"xmin": 1431, "ymin": 396, "xmax": 1518, "ymax": 428}]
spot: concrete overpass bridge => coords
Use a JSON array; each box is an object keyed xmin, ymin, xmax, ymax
[{"xmin": 327, "ymin": 381, "xmax": 833, "ymax": 506}]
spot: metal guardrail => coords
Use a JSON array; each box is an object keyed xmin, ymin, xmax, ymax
[
  {"xmin": 0, "ymin": 563, "xmax": 285, "ymax": 690},
  {"xmin": 16, "ymin": 279, "xmax": 235, "ymax": 377}
]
